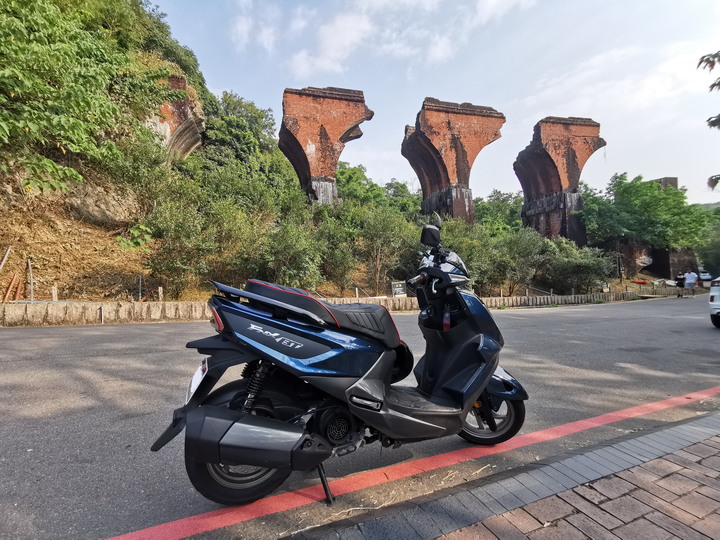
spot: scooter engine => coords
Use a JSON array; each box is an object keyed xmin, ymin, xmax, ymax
[{"xmin": 317, "ymin": 407, "xmax": 358, "ymax": 446}]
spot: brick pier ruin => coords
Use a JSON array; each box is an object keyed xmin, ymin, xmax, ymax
[
  {"xmin": 278, "ymin": 87, "xmax": 374, "ymax": 204},
  {"xmin": 276, "ymin": 88, "xmax": 608, "ymax": 245},
  {"xmin": 401, "ymin": 98, "xmax": 506, "ymax": 222},
  {"xmin": 513, "ymin": 117, "xmax": 606, "ymax": 244},
  {"xmin": 149, "ymin": 76, "xmax": 206, "ymax": 161}
]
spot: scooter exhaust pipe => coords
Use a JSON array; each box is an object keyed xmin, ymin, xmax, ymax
[{"xmin": 184, "ymin": 406, "xmax": 331, "ymax": 471}]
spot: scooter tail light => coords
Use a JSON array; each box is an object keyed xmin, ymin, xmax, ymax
[{"xmin": 210, "ymin": 305, "xmax": 224, "ymax": 333}]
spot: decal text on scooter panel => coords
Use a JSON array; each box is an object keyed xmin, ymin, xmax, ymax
[{"xmin": 248, "ymin": 323, "xmax": 304, "ymax": 349}]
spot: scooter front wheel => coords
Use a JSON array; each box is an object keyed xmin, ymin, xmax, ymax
[{"xmin": 459, "ymin": 398, "xmax": 525, "ymax": 446}]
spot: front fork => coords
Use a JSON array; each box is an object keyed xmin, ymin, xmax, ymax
[
  {"xmin": 475, "ymin": 393, "xmax": 498, "ymax": 431},
  {"xmin": 472, "ymin": 366, "xmax": 528, "ymax": 431}
]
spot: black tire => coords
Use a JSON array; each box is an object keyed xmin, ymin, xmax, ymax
[
  {"xmin": 459, "ymin": 397, "xmax": 525, "ymax": 446},
  {"xmin": 184, "ymin": 379, "xmax": 300, "ymax": 506},
  {"xmin": 712, "ymin": 314, "xmax": 720, "ymax": 329}
]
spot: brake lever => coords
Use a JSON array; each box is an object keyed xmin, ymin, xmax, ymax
[{"xmin": 431, "ymin": 279, "xmax": 438, "ymax": 295}]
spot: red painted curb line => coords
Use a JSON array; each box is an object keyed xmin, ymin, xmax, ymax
[{"xmin": 109, "ymin": 385, "xmax": 720, "ymax": 540}]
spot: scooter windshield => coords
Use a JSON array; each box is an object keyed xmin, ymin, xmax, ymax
[{"xmin": 440, "ymin": 252, "xmax": 469, "ymax": 276}]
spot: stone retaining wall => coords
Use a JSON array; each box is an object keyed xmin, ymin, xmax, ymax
[
  {"xmin": 0, "ymin": 287, "xmax": 684, "ymax": 327},
  {"xmin": 0, "ymin": 301, "xmax": 212, "ymax": 327}
]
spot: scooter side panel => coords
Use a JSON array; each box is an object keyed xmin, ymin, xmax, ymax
[
  {"xmin": 220, "ymin": 303, "xmax": 385, "ymax": 378},
  {"xmin": 460, "ymin": 290, "xmax": 504, "ymax": 346},
  {"xmin": 345, "ymin": 349, "xmax": 463, "ymax": 440},
  {"xmin": 453, "ymin": 335, "xmax": 501, "ymax": 411}
]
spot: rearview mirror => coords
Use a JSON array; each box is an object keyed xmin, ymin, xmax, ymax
[
  {"xmin": 420, "ymin": 225, "xmax": 441, "ymax": 247},
  {"xmin": 431, "ymin": 212, "xmax": 442, "ymax": 230}
]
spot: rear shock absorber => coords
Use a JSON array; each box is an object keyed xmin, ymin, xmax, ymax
[{"xmin": 241, "ymin": 360, "xmax": 270, "ymax": 413}]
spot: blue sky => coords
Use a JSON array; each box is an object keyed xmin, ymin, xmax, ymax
[{"xmin": 152, "ymin": 0, "xmax": 720, "ymax": 205}]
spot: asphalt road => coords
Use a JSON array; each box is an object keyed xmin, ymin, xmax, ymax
[{"xmin": 0, "ymin": 296, "xmax": 718, "ymax": 539}]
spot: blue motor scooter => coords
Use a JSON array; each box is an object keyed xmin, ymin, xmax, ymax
[{"xmin": 152, "ymin": 217, "xmax": 528, "ymax": 505}]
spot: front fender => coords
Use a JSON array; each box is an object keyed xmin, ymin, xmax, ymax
[{"xmin": 485, "ymin": 366, "xmax": 528, "ymax": 409}]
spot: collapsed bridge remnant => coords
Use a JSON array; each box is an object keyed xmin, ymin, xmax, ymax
[
  {"xmin": 513, "ymin": 117, "xmax": 606, "ymax": 244},
  {"xmin": 149, "ymin": 76, "xmax": 206, "ymax": 161},
  {"xmin": 401, "ymin": 98, "xmax": 506, "ymax": 222},
  {"xmin": 279, "ymin": 87, "xmax": 374, "ymax": 204}
]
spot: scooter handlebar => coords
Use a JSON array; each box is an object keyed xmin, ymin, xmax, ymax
[{"xmin": 407, "ymin": 273, "xmax": 427, "ymax": 288}]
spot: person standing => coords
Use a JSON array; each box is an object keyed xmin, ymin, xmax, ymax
[
  {"xmin": 684, "ymin": 269, "xmax": 698, "ymax": 297},
  {"xmin": 675, "ymin": 271, "xmax": 685, "ymax": 297}
]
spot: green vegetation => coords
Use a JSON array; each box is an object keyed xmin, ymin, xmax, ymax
[
  {"xmin": 580, "ymin": 173, "xmax": 716, "ymax": 281},
  {"xmin": 0, "ymin": 0, "xmax": 188, "ymax": 191},
  {"xmin": 116, "ymin": 224, "xmax": 152, "ymax": 253},
  {"xmin": 698, "ymin": 50, "xmax": 719, "ymax": 189},
  {"xmin": 581, "ymin": 173, "xmax": 710, "ymax": 250},
  {"xmin": 696, "ymin": 212, "xmax": 720, "ymax": 277},
  {"xmin": 474, "ymin": 190, "xmax": 523, "ymax": 233},
  {"xmin": 2, "ymin": 1, "xmax": 716, "ymax": 299}
]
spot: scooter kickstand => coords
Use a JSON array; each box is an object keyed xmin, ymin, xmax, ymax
[{"xmin": 316, "ymin": 463, "xmax": 335, "ymax": 505}]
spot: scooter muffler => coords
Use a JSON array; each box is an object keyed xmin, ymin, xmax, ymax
[{"xmin": 184, "ymin": 406, "xmax": 331, "ymax": 471}]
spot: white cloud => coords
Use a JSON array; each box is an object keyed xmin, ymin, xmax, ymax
[
  {"xmin": 233, "ymin": 0, "xmax": 252, "ymax": 11},
  {"xmin": 255, "ymin": 3, "xmax": 281, "ymax": 52},
  {"xmin": 377, "ymin": 24, "xmax": 424, "ymax": 59},
  {"xmin": 290, "ymin": 6, "xmax": 316, "ymax": 35},
  {"xmin": 518, "ymin": 40, "xmax": 713, "ymax": 119},
  {"xmin": 257, "ymin": 24, "xmax": 277, "ymax": 52},
  {"xmin": 290, "ymin": 12, "xmax": 373, "ymax": 78},
  {"xmin": 380, "ymin": 39, "xmax": 421, "ymax": 59},
  {"xmin": 235, "ymin": 0, "xmax": 538, "ymax": 78},
  {"xmin": 231, "ymin": 16, "xmax": 253, "ymax": 51},
  {"xmin": 468, "ymin": 0, "xmax": 536, "ymax": 26},
  {"xmin": 229, "ymin": 1, "xmax": 283, "ymax": 53},
  {"xmin": 427, "ymin": 34, "xmax": 455, "ymax": 64},
  {"xmin": 357, "ymin": 0, "xmax": 442, "ymax": 13}
]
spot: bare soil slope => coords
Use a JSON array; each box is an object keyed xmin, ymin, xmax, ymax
[{"xmin": 0, "ymin": 208, "xmax": 149, "ymax": 301}]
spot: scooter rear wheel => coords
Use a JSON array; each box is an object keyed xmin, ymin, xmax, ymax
[
  {"xmin": 184, "ymin": 380, "xmax": 296, "ymax": 506},
  {"xmin": 459, "ymin": 398, "xmax": 525, "ymax": 446}
]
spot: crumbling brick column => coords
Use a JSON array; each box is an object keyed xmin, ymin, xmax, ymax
[
  {"xmin": 151, "ymin": 76, "xmax": 205, "ymax": 161},
  {"xmin": 279, "ymin": 87, "xmax": 374, "ymax": 204},
  {"xmin": 513, "ymin": 117, "xmax": 606, "ymax": 244},
  {"xmin": 401, "ymin": 98, "xmax": 505, "ymax": 222}
]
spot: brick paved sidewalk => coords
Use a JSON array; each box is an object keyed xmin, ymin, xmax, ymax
[
  {"xmin": 445, "ymin": 443, "xmax": 720, "ymax": 539},
  {"xmin": 290, "ymin": 413, "xmax": 720, "ymax": 540}
]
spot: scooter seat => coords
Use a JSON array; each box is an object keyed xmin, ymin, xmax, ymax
[{"xmin": 245, "ymin": 280, "xmax": 401, "ymax": 349}]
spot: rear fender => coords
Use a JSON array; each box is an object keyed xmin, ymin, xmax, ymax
[
  {"xmin": 150, "ymin": 335, "xmax": 252, "ymax": 452},
  {"xmin": 185, "ymin": 335, "xmax": 253, "ymax": 407}
]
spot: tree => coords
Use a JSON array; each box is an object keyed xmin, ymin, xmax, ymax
[
  {"xmin": 0, "ymin": 0, "xmax": 124, "ymax": 190},
  {"xmin": 356, "ymin": 205, "xmax": 417, "ymax": 295},
  {"xmin": 336, "ymin": 162, "xmax": 386, "ymax": 206},
  {"xmin": 580, "ymin": 174, "xmax": 710, "ymax": 250},
  {"xmin": 493, "ymin": 227, "xmax": 550, "ymax": 295},
  {"xmin": 696, "ymin": 222, "xmax": 720, "ymax": 277},
  {"xmin": 536, "ymin": 238, "xmax": 615, "ymax": 294},
  {"xmin": 384, "ymin": 179, "xmax": 421, "ymax": 216},
  {"xmin": 698, "ymin": 50, "xmax": 720, "ymax": 189},
  {"xmin": 214, "ymin": 91, "xmax": 277, "ymax": 152},
  {"xmin": 474, "ymin": 190, "xmax": 523, "ymax": 233},
  {"xmin": 313, "ymin": 207, "xmax": 358, "ymax": 291},
  {"xmin": 440, "ymin": 218, "xmax": 501, "ymax": 296}
]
